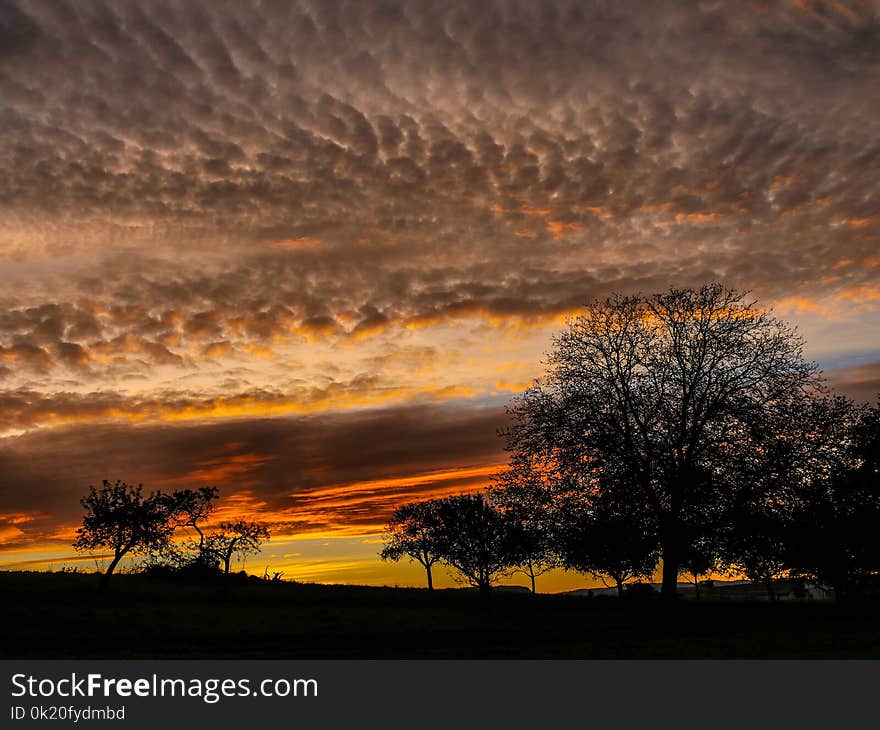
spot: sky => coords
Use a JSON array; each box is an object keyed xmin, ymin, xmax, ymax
[{"xmin": 0, "ymin": 0, "xmax": 878, "ymax": 591}]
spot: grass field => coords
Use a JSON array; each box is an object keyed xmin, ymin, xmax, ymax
[{"xmin": 2, "ymin": 571, "xmax": 878, "ymax": 659}]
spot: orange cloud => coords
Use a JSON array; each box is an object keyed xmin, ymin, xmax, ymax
[
  {"xmin": 300, "ymin": 463, "xmax": 500, "ymax": 502},
  {"xmin": 154, "ymin": 463, "xmax": 505, "ymax": 540},
  {"xmin": 0, "ymin": 380, "xmax": 490, "ymax": 436},
  {"xmin": 270, "ymin": 236, "xmax": 323, "ymax": 250},
  {"xmin": 836, "ymin": 217, "xmax": 874, "ymax": 228},
  {"xmin": 201, "ymin": 341, "xmax": 236, "ymax": 358},
  {"xmin": 176, "ymin": 452, "xmax": 276, "ymax": 487},
  {"xmin": 674, "ymin": 212, "xmax": 724, "ymax": 223},
  {"xmin": 546, "ymin": 220, "xmax": 581, "ymax": 239},
  {"xmin": 0, "ymin": 526, "xmax": 26, "ymax": 544},
  {"xmin": 495, "ymin": 379, "xmax": 534, "ymax": 392}
]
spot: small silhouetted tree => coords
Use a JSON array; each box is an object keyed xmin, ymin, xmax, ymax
[
  {"xmin": 723, "ymin": 510, "xmax": 789, "ymax": 600},
  {"xmin": 155, "ymin": 487, "xmax": 223, "ymax": 575},
  {"xmin": 680, "ymin": 535, "xmax": 722, "ymax": 600},
  {"xmin": 787, "ymin": 399, "xmax": 880, "ymax": 600},
  {"xmin": 169, "ymin": 486, "xmax": 219, "ymax": 549},
  {"xmin": 204, "ymin": 520, "xmax": 271, "ymax": 576},
  {"xmin": 490, "ymin": 455, "xmax": 559, "ymax": 594},
  {"xmin": 718, "ymin": 396, "xmax": 839, "ymax": 599},
  {"xmin": 433, "ymin": 493, "xmax": 512, "ymax": 603},
  {"xmin": 555, "ymin": 487, "xmax": 659, "ymax": 597},
  {"xmin": 380, "ymin": 500, "xmax": 444, "ymax": 590},
  {"xmin": 73, "ymin": 480, "xmax": 176, "ymax": 588},
  {"xmin": 505, "ymin": 284, "xmax": 819, "ymax": 600}
]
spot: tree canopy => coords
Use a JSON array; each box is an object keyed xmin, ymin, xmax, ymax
[
  {"xmin": 489, "ymin": 455, "xmax": 559, "ymax": 593},
  {"xmin": 380, "ymin": 500, "xmax": 445, "ymax": 590},
  {"xmin": 505, "ymin": 284, "xmax": 821, "ymax": 599},
  {"xmin": 74, "ymin": 482, "xmax": 270, "ymax": 586},
  {"xmin": 785, "ymin": 400, "xmax": 880, "ymax": 599},
  {"xmin": 432, "ymin": 493, "xmax": 512, "ymax": 601},
  {"xmin": 73, "ymin": 480, "xmax": 177, "ymax": 587},
  {"xmin": 204, "ymin": 520, "xmax": 271, "ymax": 576},
  {"xmin": 554, "ymin": 481, "xmax": 659, "ymax": 596}
]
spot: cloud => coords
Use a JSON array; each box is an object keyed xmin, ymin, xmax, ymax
[
  {"xmin": 0, "ymin": 401, "xmax": 509, "ymax": 550},
  {"xmin": 0, "ymin": 3, "xmax": 876, "ymax": 365},
  {"xmin": 825, "ymin": 360, "xmax": 880, "ymax": 405},
  {"xmin": 0, "ymin": 374, "xmax": 486, "ymax": 434}
]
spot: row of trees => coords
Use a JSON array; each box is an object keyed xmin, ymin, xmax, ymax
[
  {"xmin": 74, "ymin": 480, "xmax": 269, "ymax": 588},
  {"xmin": 379, "ymin": 489, "xmax": 651, "ymax": 599},
  {"xmin": 380, "ymin": 494, "xmax": 512, "ymax": 601},
  {"xmin": 382, "ymin": 285, "xmax": 880, "ymax": 601}
]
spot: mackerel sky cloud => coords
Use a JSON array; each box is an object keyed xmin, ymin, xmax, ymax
[{"xmin": 0, "ymin": 0, "xmax": 878, "ymax": 579}]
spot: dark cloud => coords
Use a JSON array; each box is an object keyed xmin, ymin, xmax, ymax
[
  {"xmin": 826, "ymin": 360, "xmax": 880, "ymax": 405},
  {"xmin": 0, "ymin": 402, "xmax": 508, "ymax": 548}
]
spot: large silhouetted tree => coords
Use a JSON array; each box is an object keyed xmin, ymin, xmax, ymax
[
  {"xmin": 380, "ymin": 500, "xmax": 444, "ymax": 590},
  {"xmin": 506, "ymin": 284, "xmax": 818, "ymax": 599},
  {"xmin": 73, "ymin": 480, "xmax": 176, "ymax": 588}
]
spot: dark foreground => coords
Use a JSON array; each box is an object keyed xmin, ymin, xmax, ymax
[{"xmin": 2, "ymin": 571, "xmax": 878, "ymax": 659}]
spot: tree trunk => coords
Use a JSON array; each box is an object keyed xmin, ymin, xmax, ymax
[
  {"xmin": 530, "ymin": 571, "xmax": 536, "ymax": 595},
  {"xmin": 425, "ymin": 562, "xmax": 434, "ymax": 591},
  {"xmin": 100, "ymin": 548, "xmax": 128, "ymax": 591},
  {"xmin": 693, "ymin": 574, "xmax": 701, "ymax": 601},
  {"xmin": 661, "ymin": 549, "xmax": 679, "ymax": 601},
  {"xmin": 478, "ymin": 580, "xmax": 492, "ymax": 609},
  {"xmin": 100, "ymin": 551, "xmax": 124, "ymax": 591},
  {"xmin": 660, "ymin": 473, "xmax": 692, "ymax": 602},
  {"xmin": 832, "ymin": 561, "xmax": 863, "ymax": 603},
  {"xmin": 220, "ymin": 553, "xmax": 234, "ymax": 599},
  {"xmin": 764, "ymin": 578, "xmax": 776, "ymax": 602},
  {"xmin": 616, "ymin": 578, "xmax": 624, "ymax": 598}
]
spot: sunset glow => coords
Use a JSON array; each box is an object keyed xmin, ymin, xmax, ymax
[{"xmin": 0, "ymin": 0, "xmax": 877, "ymax": 591}]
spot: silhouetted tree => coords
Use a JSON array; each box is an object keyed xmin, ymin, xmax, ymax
[
  {"xmin": 723, "ymin": 510, "xmax": 789, "ymax": 600},
  {"xmin": 73, "ymin": 480, "xmax": 176, "ymax": 588},
  {"xmin": 555, "ymin": 485, "xmax": 659, "ymax": 597},
  {"xmin": 380, "ymin": 500, "xmax": 444, "ymax": 590},
  {"xmin": 433, "ymin": 493, "xmax": 512, "ymax": 602},
  {"xmin": 204, "ymin": 520, "xmax": 271, "ymax": 576},
  {"xmin": 716, "ymin": 396, "xmax": 838, "ymax": 598},
  {"xmin": 168, "ymin": 486, "xmax": 219, "ymax": 549},
  {"xmin": 787, "ymin": 399, "xmax": 880, "ymax": 600},
  {"xmin": 150, "ymin": 487, "xmax": 223, "ymax": 575},
  {"xmin": 505, "ymin": 284, "xmax": 818, "ymax": 599},
  {"xmin": 680, "ymin": 535, "xmax": 722, "ymax": 600},
  {"xmin": 490, "ymin": 455, "xmax": 559, "ymax": 593}
]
